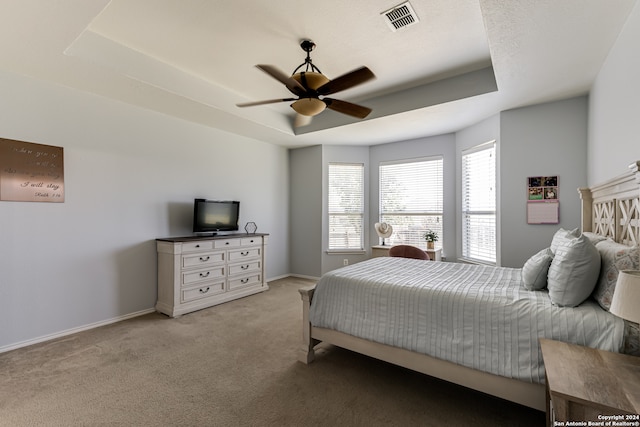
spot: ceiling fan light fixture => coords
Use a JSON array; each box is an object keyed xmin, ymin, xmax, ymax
[
  {"xmin": 291, "ymin": 98, "xmax": 326, "ymax": 116},
  {"xmin": 292, "ymin": 72, "xmax": 330, "ymax": 90}
]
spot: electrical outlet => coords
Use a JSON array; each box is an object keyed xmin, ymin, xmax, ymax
[{"xmin": 343, "ymin": 259, "xmax": 349, "ymax": 266}]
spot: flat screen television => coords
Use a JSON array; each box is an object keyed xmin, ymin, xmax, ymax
[{"xmin": 193, "ymin": 199, "xmax": 240, "ymax": 234}]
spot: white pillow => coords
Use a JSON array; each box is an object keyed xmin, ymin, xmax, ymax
[
  {"xmin": 547, "ymin": 233, "xmax": 601, "ymax": 307},
  {"xmin": 550, "ymin": 227, "xmax": 580, "ymax": 255},
  {"xmin": 522, "ymin": 248, "xmax": 554, "ymax": 290}
]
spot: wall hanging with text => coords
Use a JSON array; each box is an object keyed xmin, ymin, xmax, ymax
[{"xmin": 0, "ymin": 138, "xmax": 65, "ymax": 202}]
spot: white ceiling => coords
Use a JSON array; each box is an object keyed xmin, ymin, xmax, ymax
[{"xmin": 0, "ymin": 0, "xmax": 636, "ymax": 148}]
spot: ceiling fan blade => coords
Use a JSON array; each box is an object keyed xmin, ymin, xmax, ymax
[
  {"xmin": 294, "ymin": 114, "xmax": 313, "ymax": 128},
  {"xmin": 236, "ymin": 98, "xmax": 296, "ymax": 107},
  {"xmin": 317, "ymin": 67, "xmax": 375, "ymax": 96},
  {"xmin": 323, "ymin": 98, "xmax": 372, "ymax": 119},
  {"xmin": 256, "ymin": 65, "xmax": 307, "ymax": 96}
]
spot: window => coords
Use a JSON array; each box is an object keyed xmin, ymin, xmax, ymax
[
  {"xmin": 328, "ymin": 163, "xmax": 364, "ymax": 251},
  {"xmin": 379, "ymin": 157, "xmax": 443, "ymax": 248},
  {"xmin": 462, "ymin": 141, "xmax": 496, "ymax": 264}
]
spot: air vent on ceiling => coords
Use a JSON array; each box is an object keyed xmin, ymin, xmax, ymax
[{"xmin": 382, "ymin": 2, "xmax": 419, "ymax": 32}]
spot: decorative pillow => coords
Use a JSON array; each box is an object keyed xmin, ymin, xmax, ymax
[
  {"xmin": 547, "ymin": 233, "xmax": 601, "ymax": 307},
  {"xmin": 582, "ymin": 231, "xmax": 607, "ymax": 247},
  {"xmin": 549, "ymin": 227, "xmax": 580, "ymax": 255},
  {"xmin": 592, "ymin": 239, "xmax": 640, "ymax": 311},
  {"xmin": 522, "ymin": 248, "xmax": 554, "ymax": 290}
]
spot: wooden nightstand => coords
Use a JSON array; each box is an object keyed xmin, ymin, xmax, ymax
[{"xmin": 540, "ymin": 338, "xmax": 640, "ymax": 427}]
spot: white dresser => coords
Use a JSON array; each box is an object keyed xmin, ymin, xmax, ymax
[{"xmin": 156, "ymin": 233, "xmax": 268, "ymax": 317}]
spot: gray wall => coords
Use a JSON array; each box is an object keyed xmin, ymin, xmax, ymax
[
  {"xmin": 0, "ymin": 69, "xmax": 290, "ymax": 351},
  {"xmin": 289, "ymin": 145, "xmax": 323, "ymax": 278},
  {"xmin": 499, "ymin": 96, "xmax": 588, "ymax": 268},
  {"xmin": 290, "ymin": 137, "xmax": 457, "ymax": 277},
  {"xmin": 369, "ymin": 135, "xmax": 457, "ymax": 261},
  {"xmin": 588, "ymin": 0, "xmax": 640, "ymax": 184}
]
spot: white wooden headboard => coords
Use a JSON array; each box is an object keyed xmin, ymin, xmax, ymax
[{"xmin": 578, "ymin": 160, "xmax": 640, "ymax": 246}]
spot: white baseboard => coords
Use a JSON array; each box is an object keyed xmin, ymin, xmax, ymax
[
  {"xmin": 2, "ymin": 274, "xmax": 319, "ymax": 354},
  {"xmin": 287, "ymin": 273, "xmax": 321, "ymax": 281},
  {"xmin": 0, "ymin": 308, "xmax": 156, "ymax": 354},
  {"xmin": 266, "ymin": 274, "xmax": 291, "ymax": 282},
  {"xmin": 268, "ymin": 273, "xmax": 320, "ymax": 282}
]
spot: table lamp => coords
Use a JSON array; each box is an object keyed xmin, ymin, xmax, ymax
[{"xmin": 610, "ymin": 270, "xmax": 640, "ymax": 324}]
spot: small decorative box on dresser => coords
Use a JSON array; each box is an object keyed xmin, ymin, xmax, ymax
[{"xmin": 156, "ymin": 233, "xmax": 269, "ymax": 317}]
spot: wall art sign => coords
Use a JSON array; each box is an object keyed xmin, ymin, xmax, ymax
[
  {"xmin": 527, "ymin": 175, "xmax": 558, "ymax": 224},
  {"xmin": 0, "ymin": 138, "xmax": 65, "ymax": 202}
]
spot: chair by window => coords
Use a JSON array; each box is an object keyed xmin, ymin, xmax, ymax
[{"xmin": 388, "ymin": 245, "xmax": 430, "ymax": 260}]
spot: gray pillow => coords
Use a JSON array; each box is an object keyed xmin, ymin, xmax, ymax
[
  {"xmin": 550, "ymin": 227, "xmax": 580, "ymax": 254},
  {"xmin": 582, "ymin": 231, "xmax": 607, "ymax": 247},
  {"xmin": 547, "ymin": 233, "xmax": 601, "ymax": 307},
  {"xmin": 522, "ymin": 247, "xmax": 554, "ymax": 290}
]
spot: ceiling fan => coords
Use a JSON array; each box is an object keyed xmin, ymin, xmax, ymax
[{"xmin": 237, "ymin": 40, "xmax": 375, "ymax": 127}]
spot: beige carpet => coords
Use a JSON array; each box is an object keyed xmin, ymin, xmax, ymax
[{"xmin": 0, "ymin": 277, "xmax": 544, "ymax": 426}]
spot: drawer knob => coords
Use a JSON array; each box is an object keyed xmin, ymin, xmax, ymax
[
  {"xmin": 241, "ymin": 265, "xmax": 249, "ymax": 270},
  {"xmin": 199, "ymin": 272, "xmax": 210, "ymax": 278},
  {"xmin": 241, "ymin": 278, "xmax": 249, "ymax": 284},
  {"xmin": 195, "ymin": 244, "xmax": 200, "ymax": 248},
  {"xmin": 199, "ymin": 256, "xmax": 210, "ymax": 262},
  {"xmin": 199, "ymin": 287, "xmax": 210, "ymax": 294},
  {"xmin": 241, "ymin": 251, "xmax": 249, "ymax": 256},
  {"xmin": 225, "ymin": 242, "xmax": 230, "ymax": 245}
]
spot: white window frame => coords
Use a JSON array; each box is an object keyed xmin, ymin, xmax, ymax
[
  {"xmin": 327, "ymin": 162, "xmax": 365, "ymax": 252},
  {"xmin": 461, "ymin": 141, "xmax": 496, "ymax": 265},
  {"xmin": 379, "ymin": 156, "xmax": 443, "ymax": 249}
]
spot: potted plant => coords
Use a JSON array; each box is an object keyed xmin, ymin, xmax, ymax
[{"xmin": 423, "ymin": 230, "xmax": 438, "ymax": 250}]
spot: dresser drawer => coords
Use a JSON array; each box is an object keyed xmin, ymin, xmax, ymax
[
  {"xmin": 214, "ymin": 239, "xmax": 241, "ymax": 249},
  {"xmin": 182, "ymin": 266, "xmax": 225, "ymax": 286},
  {"xmin": 240, "ymin": 237, "xmax": 261, "ymax": 246},
  {"xmin": 228, "ymin": 273, "xmax": 262, "ymax": 290},
  {"xmin": 228, "ymin": 247, "xmax": 261, "ymax": 262},
  {"xmin": 182, "ymin": 251, "xmax": 224, "ymax": 269},
  {"xmin": 228, "ymin": 260, "xmax": 261, "ymax": 276},
  {"xmin": 182, "ymin": 241, "xmax": 214, "ymax": 252},
  {"xmin": 181, "ymin": 281, "xmax": 225, "ymax": 303}
]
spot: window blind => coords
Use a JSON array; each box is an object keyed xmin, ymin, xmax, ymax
[
  {"xmin": 462, "ymin": 142, "xmax": 496, "ymax": 264},
  {"xmin": 328, "ymin": 163, "xmax": 364, "ymax": 250},
  {"xmin": 379, "ymin": 157, "xmax": 443, "ymax": 248}
]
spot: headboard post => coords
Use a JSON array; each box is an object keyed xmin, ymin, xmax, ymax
[
  {"xmin": 578, "ymin": 187, "xmax": 593, "ymax": 233},
  {"xmin": 631, "ymin": 160, "xmax": 640, "ymax": 184}
]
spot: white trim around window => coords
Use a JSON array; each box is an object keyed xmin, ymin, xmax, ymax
[
  {"xmin": 461, "ymin": 141, "xmax": 496, "ymax": 265},
  {"xmin": 327, "ymin": 162, "xmax": 365, "ymax": 252}
]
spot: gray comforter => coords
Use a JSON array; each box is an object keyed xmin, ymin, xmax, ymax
[{"xmin": 309, "ymin": 257, "xmax": 624, "ymax": 384}]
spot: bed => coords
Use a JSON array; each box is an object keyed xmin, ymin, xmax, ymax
[{"xmin": 298, "ymin": 160, "xmax": 640, "ymax": 411}]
